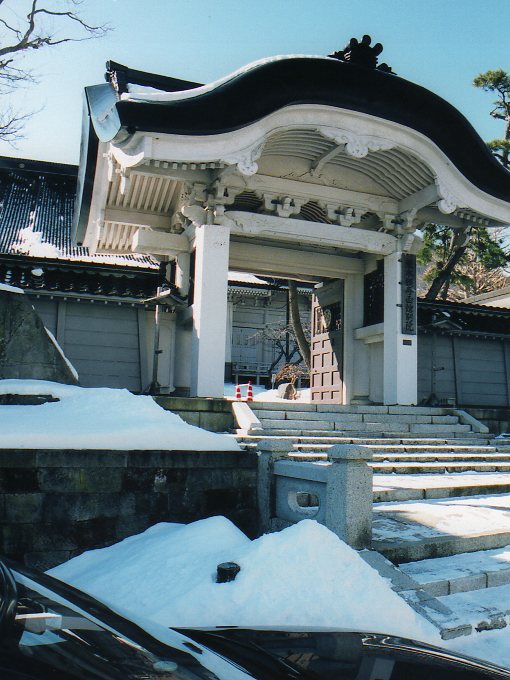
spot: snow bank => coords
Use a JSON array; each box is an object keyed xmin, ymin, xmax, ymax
[
  {"xmin": 0, "ymin": 379, "xmax": 239, "ymax": 451},
  {"xmin": 224, "ymin": 382, "xmax": 311, "ymax": 402},
  {"xmin": 49, "ymin": 518, "xmax": 439, "ymax": 643}
]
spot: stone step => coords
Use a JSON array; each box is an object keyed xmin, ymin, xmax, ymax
[
  {"xmin": 437, "ymin": 582, "xmax": 510, "ymax": 632},
  {"xmin": 399, "ymin": 546, "xmax": 510, "ymax": 597},
  {"xmin": 374, "ymin": 474, "xmax": 510, "ymax": 502},
  {"xmin": 258, "ymin": 420, "xmax": 473, "ymax": 435},
  {"xmin": 239, "ymin": 433, "xmax": 489, "ymax": 445},
  {"xmin": 373, "ymin": 493, "xmax": 510, "ymax": 562},
  {"xmin": 237, "ymin": 434, "xmax": 494, "ymax": 447},
  {"xmin": 295, "ymin": 447, "xmax": 510, "ymax": 460},
  {"xmin": 254, "ymin": 411, "xmax": 460, "ymax": 425},
  {"xmin": 250, "ymin": 403, "xmax": 450, "ymax": 415},
  {"xmin": 372, "ymin": 462, "xmax": 510, "ymax": 474}
]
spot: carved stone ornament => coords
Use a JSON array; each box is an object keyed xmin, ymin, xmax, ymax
[
  {"xmin": 181, "ymin": 204, "xmax": 207, "ymax": 227},
  {"xmin": 221, "ymin": 140, "xmax": 265, "ymax": 176},
  {"xmin": 329, "ymin": 35, "xmax": 394, "ymax": 74},
  {"xmin": 317, "ymin": 126, "xmax": 394, "ymax": 158},
  {"xmin": 436, "ymin": 178, "xmax": 460, "ymax": 214}
]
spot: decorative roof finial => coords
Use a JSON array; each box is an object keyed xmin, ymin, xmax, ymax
[{"xmin": 329, "ymin": 35, "xmax": 394, "ymax": 73}]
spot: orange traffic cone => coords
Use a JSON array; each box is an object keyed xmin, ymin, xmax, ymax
[
  {"xmin": 246, "ymin": 381, "xmax": 253, "ymax": 402},
  {"xmin": 235, "ymin": 384, "xmax": 241, "ymax": 400}
]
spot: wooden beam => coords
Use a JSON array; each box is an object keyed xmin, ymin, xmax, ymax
[
  {"xmin": 104, "ymin": 208, "xmax": 172, "ymax": 230},
  {"xmin": 132, "ymin": 229, "xmax": 189, "ymax": 256},
  {"xmin": 242, "ymin": 174, "xmax": 398, "ymax": 214},
  {"xmin": 398, "ymin": 184, "xmax": 439, "ymax": 214},
  {"xmin": 229, "ymin": 241, "xmax": 364, "ymax": 280},
  {"xmin": 225, "ymin": 211, "xmax": 396, "ymax": 255}
]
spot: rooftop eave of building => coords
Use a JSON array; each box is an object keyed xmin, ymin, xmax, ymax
[
  {"xmin": 101, "ymin": 57, "xmax": 510, "ymax": 201},
  {"xmin": 77, "ymin": 54, "xmax": 510, "ymax": 253}
]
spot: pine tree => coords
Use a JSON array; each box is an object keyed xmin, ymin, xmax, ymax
[
  {"xmin": 473, "ymin": 69, "xmax": 510, "ymax": 168},
  {"xmin": 422, "ymin": 69, "xmax": 510, "ymax": 299}
]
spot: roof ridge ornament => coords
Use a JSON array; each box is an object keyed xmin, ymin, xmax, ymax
[{"xmin": 329, "ymin": 35, "xmax": 394, "ymax": 74}]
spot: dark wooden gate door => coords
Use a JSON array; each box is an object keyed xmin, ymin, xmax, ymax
[{"xmin": 311, "ymin": 279, "xmax": 344, "ymax": 403}]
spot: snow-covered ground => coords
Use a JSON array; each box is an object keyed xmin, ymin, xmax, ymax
[
  {"xmin": 224, "ymin": 382, "xmax": 311, "ymax": 402},
  {"xmin": 0, "ymin": 379, "xmax": 238, "ymax": 450},
  {"xmin": 48, "ymin": 518, "xmax": 438, "ymax": 642}
]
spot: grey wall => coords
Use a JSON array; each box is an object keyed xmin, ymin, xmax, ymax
[
  {"xmin": 30, "ymin": 296, "xmax": 146, "ymax": 392},
  {"xmin": 418, "ymin": 333, "xmax": 510, "ymax": 408},
  {"xmin": 0, "ymin": 448, "xmax": 257, "ymax": 570}
]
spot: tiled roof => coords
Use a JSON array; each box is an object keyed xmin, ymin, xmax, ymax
[{"xmin": 0, "ymin": 156, "xmax": 159, "ymax": 270}]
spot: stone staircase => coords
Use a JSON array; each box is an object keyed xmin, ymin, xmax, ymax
[
  {"xmin": 235, "ymin": 401, "xmax": 510, "ymax": 637},
  {"xmin": 236, "ymin": 402, "xmax": 510, "ymax": 476}
]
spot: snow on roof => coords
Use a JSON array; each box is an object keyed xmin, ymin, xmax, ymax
[
  {"xmin": 0, "ymin": 161, "xmax": 159, "ymax": 270},
  {"xmin": 228, "ymin": 271, "xmax": 272, "ymax": 286},
  {"xmin": 48, "ymin": 516, "xmax": 438, "ymax": 642},
  {"xmin": 121, "ymin": 54, "xmax": 332, "ymax": 103},
  {"xmin": 0, "ymin": 379, "xmax": 239, "ymax": 451}
]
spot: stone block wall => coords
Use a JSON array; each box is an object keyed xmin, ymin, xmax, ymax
[
  {"xmin": 467, "ymin": 408, "xmax": 510, "ymax": 436},
  {"xmin": 154, "ymin": 396, "xmax": 234, "ymax": 432},
  {"xmin": 0, "ymin": 449, "xmax": 257, "ymax": 571}
]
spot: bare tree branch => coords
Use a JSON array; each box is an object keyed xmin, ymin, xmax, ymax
[{"xmin": 0, "ymin": 0, "xmax": 109, "ymax": 140}]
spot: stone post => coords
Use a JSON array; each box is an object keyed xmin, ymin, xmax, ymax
[
  {"xmin": 257, "ymin": 439, "xmax": 291, "ymax": 534},
  {"xmin": 327, "ymin": 444, "xmax": 373, "ymax": 549}
]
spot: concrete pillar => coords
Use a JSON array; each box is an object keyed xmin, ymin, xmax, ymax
[
  {"xmin": 190, "ymin": 224, "xmax": 230, "ymax": 397},
  {"xmin": 383, "ymin": 251, "xmax": 417, "ymax": 405}
]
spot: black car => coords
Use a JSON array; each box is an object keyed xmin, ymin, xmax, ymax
[{"xmin": 0, "ymin": 557, "xmax": 509, "ymax": 679}]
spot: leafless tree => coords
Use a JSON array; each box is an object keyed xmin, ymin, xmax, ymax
[{"xmin": 0, "ymin": 0, "xmax": 108, "ymax": 141}]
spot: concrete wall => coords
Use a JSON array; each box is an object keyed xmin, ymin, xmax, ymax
[{"xmin": 0, "ymin": 448, "xmax": 257, "ymax": 570}]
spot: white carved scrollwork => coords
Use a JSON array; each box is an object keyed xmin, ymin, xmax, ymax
[
  {"xmin": 436, "ymin": 178, "xmax": 460, "ymax": 214},
  {"xmin": 317, "ymin": 126, "xmax": 394, "ymax": 158},
  {"xmin": 181, "ymin": 204, "xmax": 207, "ymax": 227},
  {"xmin": 221, "ymin": 139, "xmax": 265, "ymax": 176}
]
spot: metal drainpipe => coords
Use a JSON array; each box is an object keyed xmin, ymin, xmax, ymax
[{"xmin": 151, "ymin": 288, "xmax": 162, "ymax": 393}]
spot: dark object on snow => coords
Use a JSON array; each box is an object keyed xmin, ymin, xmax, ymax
[
  {"xmin": 216, "ymin": 562, "xmax": 241, "ymax": 583},
  {"xmin": 0, "ymin": 288, "xmax": 78, "ymax": 384}
]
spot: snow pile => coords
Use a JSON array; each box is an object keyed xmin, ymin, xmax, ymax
[
  {"xmin": 254, "ymin": 387, "xmax": 311, "ymax": 402},
  {"xmin": 224, "ymin": 382, "xmax": 311, "ymax": 402},
  {"xmin": 13, "ymin": 225, "xmax": 61, "ymax": 258},
  {"xmin": 49, "ymin": 518, "xmax": 439, "ymax": 643},
  {"xmin": 0, "ymin": 283, "xmax": 23, "ymax": 294},
  {"xmin": 0, "ymin": 379, "xmax": 239, "ymax": 451}
]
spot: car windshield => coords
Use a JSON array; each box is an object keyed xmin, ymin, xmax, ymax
[{"xmin": 0, "ymin": 564, "xmax": 228, "ymax": 680}]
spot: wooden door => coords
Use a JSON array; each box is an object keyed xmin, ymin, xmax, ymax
[{"xmin": 311, "ymin": 279, "xmax": 344, "ymax": 403}]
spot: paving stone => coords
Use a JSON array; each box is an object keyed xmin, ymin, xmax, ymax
[
  {"xmin": 486, "ymin": 569, "xmax": 510, "ymax": 588},
  {"xmin": 420, "ymin": 580, "xmax": 450, "ymax": 597},
  {"xmin": 448, "ymin": 573, "xmax": 487, "ymax": 594}
]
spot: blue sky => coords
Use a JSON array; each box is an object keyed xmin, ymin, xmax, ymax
[{"xmin": 1, "ymin": 0, "xmax": 509, "ymax": 165}]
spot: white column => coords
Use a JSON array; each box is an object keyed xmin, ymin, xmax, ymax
[
  {"xmin": 175, "ymin": 252, "xmax": 190, "ymax": 297},
  {"xmin": 190, "ymin": 224, "xmax": 230, "ymax": 397},
  {"xmin": 383, "ymin": 251, "xmax": 417, "ymax": 405}
]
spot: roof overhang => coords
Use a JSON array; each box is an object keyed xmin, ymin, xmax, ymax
[{"xmin": 73, "ymin": 54, "xmax": 510, "ymax": 259}]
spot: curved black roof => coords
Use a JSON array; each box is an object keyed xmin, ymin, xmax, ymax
[{"xmin": 87, "ymin": 56, "xmax": 510, "ymax": 204}]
